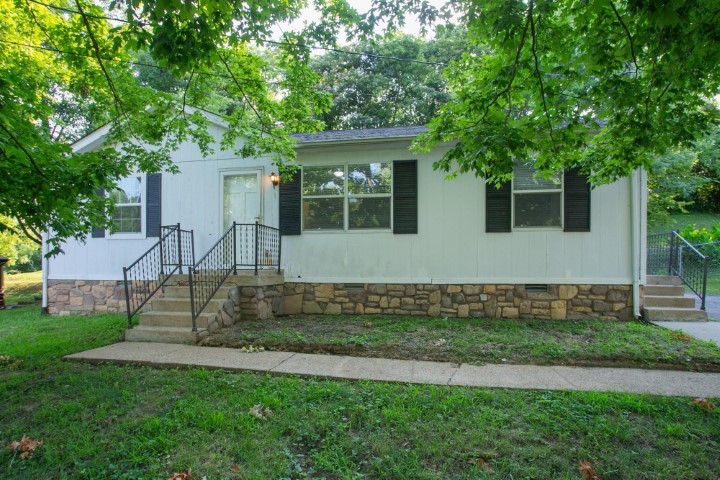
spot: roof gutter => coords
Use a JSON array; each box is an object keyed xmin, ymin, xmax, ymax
[{"xmin": 294, "ymin": 135, "xmax": 421, "ymax": 149}]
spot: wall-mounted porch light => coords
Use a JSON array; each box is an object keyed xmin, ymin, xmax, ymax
[{"xmin": 269, "ymin": 172, "xmax": 280, "ymax": 188}]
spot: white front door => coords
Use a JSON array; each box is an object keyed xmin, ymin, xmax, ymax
[{"xmin": 222, "ymin": 171, "xmax": 261, "ymax": 230}]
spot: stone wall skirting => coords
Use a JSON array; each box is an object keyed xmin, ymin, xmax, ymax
[
  {"xmin": 47, "ymin": 280, "xmax": 126, "ymax": 316},
  {"xmin": 283, "ymin": 283, "xmax": 634, "ymax": 320},
  {"xmin": 237, "ymin": 284, "xmax": 284, "ymax": 321}
]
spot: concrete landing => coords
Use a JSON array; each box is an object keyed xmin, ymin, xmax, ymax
[
  {"xmin": 65, "ymin": 343, "xmax": 720, "ymax": 398},
  {"xmin": 652, "ymin": 321, "xmax": 720, "ymax": 347}
]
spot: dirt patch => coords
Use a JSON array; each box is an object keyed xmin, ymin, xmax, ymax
[{"xmin": 199, "ymin": 315, "xmax": 720, "ymax": 372}]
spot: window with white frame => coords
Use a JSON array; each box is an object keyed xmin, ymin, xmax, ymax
[
  {"xmin": 513, "ymin": 163, "xmax": 562, "ymax": 228},
  {"xmin": 110, "ymin": 176, "xmax": 143, "ymax": 234},
  {"xmin": 302, "ymin": 163, "xmax": 392, "ymax": 230}
]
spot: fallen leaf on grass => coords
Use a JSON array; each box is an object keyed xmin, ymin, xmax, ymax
[
  {"xmin": 168, "ymin": 469, "xmax": 191, "ymax": 480},
  {"xmin": 83, "ymin": 337, "xmax": 97, "ymax": 343},
  {"xmin": 231, "ymin": 464, "xmax": 240, "ymax": 473},
  {"xmin": 670, "ymin": 331, "xmax": 693, "ymax": 341},
  {"xmin": 579, "ymin": 460, "xmax": 600, "ymax": 480},
  {"xmin": 0, "ymin": 355, "xmax": 23, "ymax": 369},
  {"xmin": 6, "ymin": 436, "xmax": 43, "ymax": 459},
  {"xmin": 693, "ymin": 398, "xmax": 716, "ymax": 412},
  {"xmin": 249, "ymin": 404, "xmax": 274, "ymax": 420},
  {"xmin": 362, "ymin": 321, "xmax": 374, "ymax": 328},
  {"xmin": 470, "ymin": 455, "xmax": 494, "ymax": 473}
]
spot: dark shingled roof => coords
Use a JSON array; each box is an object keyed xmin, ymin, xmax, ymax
[{"xmin": 293, "ymin": 126, "xmax": 427, "ymax": 144}]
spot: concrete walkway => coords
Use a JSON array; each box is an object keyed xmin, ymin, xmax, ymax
[
  {"xmin": 653, "ymin": 294, "xmax": 720, "ymax": 346},
  {"xmin": 65, "ymin": 342, "xmax": 720, "ymax": 398}
]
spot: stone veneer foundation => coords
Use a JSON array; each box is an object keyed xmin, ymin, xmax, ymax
[
  {"xmin": 282, "ymin": 283, "xmax": 634, "ymax": 320},
  {"xmin": 48, "ymin": 279, "xmax": 634, "ymax": 320},
  {"xmin": 47, "ymin": 280, "xmax": 127, "ymax": 316}
]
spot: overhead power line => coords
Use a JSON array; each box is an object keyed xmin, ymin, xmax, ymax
[
  {"xmin": 2, "ymin": 38, "xmax": 438, "ymax": 103},
  {"xmin": 26, "ymin": 0, "xmax": 449, "ymax": 67}
]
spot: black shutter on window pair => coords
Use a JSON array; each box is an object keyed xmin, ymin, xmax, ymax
[
  {"xmin": 563, "ymin": 168, "xmax": 590, "ymax": 232},
  {"xmin": 485, "ymin": 181, "xmax": 511, "ymax": 232},
  {"xmin": 393, "ymin": 160, "xmax": 417, "ymax": 234},
  {"xmin": 146, "ymin": 173, "xmax": 162, "ymax": 237},
  {"xmin": 279, "ymin": 170, "xmax": 302, "ymax": 235}
]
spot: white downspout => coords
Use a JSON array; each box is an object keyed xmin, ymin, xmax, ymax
[
  {"xmin": 630, "ymin": 169, "xmax": 644, "ymax": 318},
  {"xmin": 41, "ymin": 231, "xmax": 49, "ymax": 314}
]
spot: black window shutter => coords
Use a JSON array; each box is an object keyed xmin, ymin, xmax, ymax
[
  {"xmin": 486, "ymin": 181, "xmax": 511, "ymax": 232},
  {"xmin": 564, "ymin": 168, "xmax": 591, "ymax": 232},
  {"xmin": 146, "ymin": 173, "xmax": 162, "ymax": 237},
  {"xmin": 91, "ymin": 187, "xmax": 106, "ymax": 238},
  {"xmin": 279, "ymin": 169, "xmax": 301, "ymax": 235},
  {"xmin": 393, "ymin": 160, "xmax": 417, "ymax": 234}
]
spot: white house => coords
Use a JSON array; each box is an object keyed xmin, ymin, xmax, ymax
[{"xmin": 44, "ymin": 112, "xmax": 648, "ymax": 322}]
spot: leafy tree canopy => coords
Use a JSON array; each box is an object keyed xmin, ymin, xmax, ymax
[
  {"xmin": 377, "ymin": 0, "xmax": 720, "ymax": 185},
  {"xmin": 0, "ymin": 0, "xmax": 354, "ymax": 254},
  {"xmin": 311, "ymin": 27, "xmax": 467, "ymax": 130}
]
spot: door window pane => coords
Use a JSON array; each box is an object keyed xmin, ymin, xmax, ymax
[{"xmin": 223, "ymin": 174, "xmax": 260, "ymax": 229}]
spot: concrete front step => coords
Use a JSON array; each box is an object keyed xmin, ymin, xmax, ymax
[
  {"xmin": 151, "ymin": 297, "xmax": 225, "ymax": 313},
  {"xmin": 139, "ymin": 311, "xmax": 218, "ymax": 329},
  {"xmin": 646, "ymin": 275, "xmax": 682, "ymax": 286},
  {"xmin": 643, "ymin": 295, "xmax": 696, "ymax": 308},
  {"xmin": 643, "ymin": 307, "xmax": 708, "ymax": 322},
  {"xmin": 125, "ymin": 326, "xmax": 210, "ymax": 344},
  {"xmin": 162, "ymin": 285, "xmax": 234, "ymax": 299},
  {"xmin": 644, "ymin": 285, "xmax": 686, "ymax": 296}
]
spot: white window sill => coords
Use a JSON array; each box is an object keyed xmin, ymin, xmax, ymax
[
  {"xmin": 301, "ymin": 229, "xmax": 393, "ymax": 234},
  {"xmin": 105, "ymin": 233, "xmax": 147, "ymax": 240}
]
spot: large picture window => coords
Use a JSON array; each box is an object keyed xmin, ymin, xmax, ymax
[
  {"xmin": 110, "ymin": 176, "xmax": 143, "ymax": 234},
  {"xmin": 302, "ymin": 163, "xmax": 392, "ymax": 230},
  {"xmin": 512, "ymin": 163, "xmax": 562, "ymax": 228}
]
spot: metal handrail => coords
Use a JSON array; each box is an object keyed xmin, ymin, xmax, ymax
[
  {"xmin": 188, "ymin": 223, "xmax": 236, "ymax": 332},
  {"xmin": 668, "ymin": 231, "xmax": 709, "ymax": 310},
  {"xmin": 187, "ymin": 221, "xmax": 282, "ymax": 331},
  {"xmin": 122, "ymin": 224, "xmax": 195, "ymax": 328}
]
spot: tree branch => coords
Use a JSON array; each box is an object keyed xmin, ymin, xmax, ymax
[
  {"xmin": 529, "ymin": 0, "xmax": 556, "ymax": 149},
  {"xmin": 608, "ymin": 0, "xmax": 639, "ymax": 74},
  {"xmin": 16, "ymin": 217, "xmax": 42, "ymax": 245},
  {"xmin": 644, "ymin": 29, "xmax": 664, "ymax": 122},
  {"xmin": 0, "ymin": 122, "xmax": 48, "ymax": 179},
  {"xmin": 217, "ymin": 52, "xmax": 273, "ymax": 133}
]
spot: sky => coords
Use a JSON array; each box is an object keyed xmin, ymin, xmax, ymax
[{"xmin": 275, "ymin": 0, "xmax": 448, "ymax": 42}]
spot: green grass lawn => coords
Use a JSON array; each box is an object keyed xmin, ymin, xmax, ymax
[
  {"xmin": 1, "ymin": 307, "xmax": 719, "ymax": 479},
  {"xmin": 3, "ymin": 271, "xmax": 42, "ymax": 304},
  {"xmin": 202, "ymin": 315, "xmax": 720, "ymax": 372},
  {"xmin": 648, "ymin": 211, "xmax": 719, "ymax": 235}
]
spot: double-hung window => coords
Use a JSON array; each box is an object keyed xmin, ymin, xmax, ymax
[
  {"xmin": 512, "ymin": 163, "xmax": 562, "ymax": 228},
  {"xmin": 302, "ymin": 163, "xmax": 392, "ymax": 230},
  {"xmin": 110, "ymin": 176, "xmax": 143, "ymax": 234}
]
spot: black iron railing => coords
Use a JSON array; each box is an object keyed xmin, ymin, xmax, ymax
[
  {"xmin": 122, "ymin": 224, "xmax": 194, "ymax": 328},
  {"xmin": 188, "ymin": 221, "xmax": 281, "ymax": 331},
  {"xmin": 647, "ymin": 232, "xmax": 672, "ymax": 275},
  {"xmin": 647, "ymin": 231, "xmax": 709, "ymax": 310}
]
